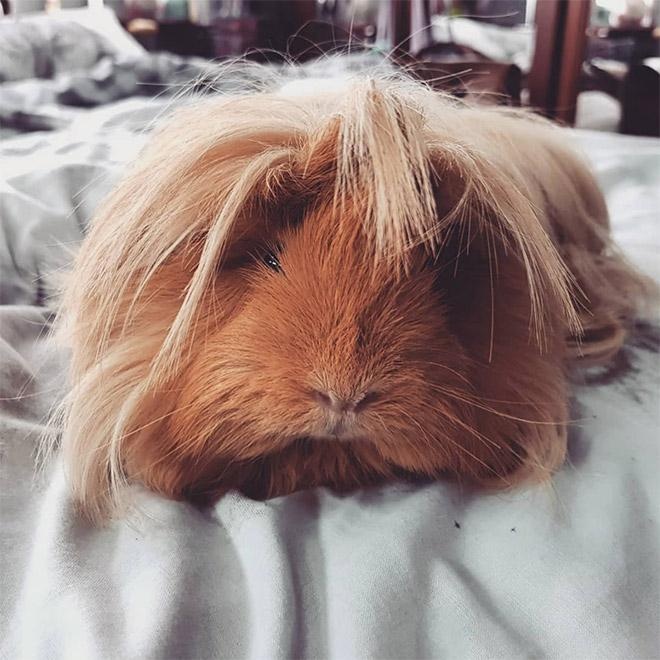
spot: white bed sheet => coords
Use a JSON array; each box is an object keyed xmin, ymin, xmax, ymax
[{"xmin": 0, "ymin": 99, "xmax": 659, "ymax": 659}]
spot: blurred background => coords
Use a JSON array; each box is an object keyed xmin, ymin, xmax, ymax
[{"xmin": 0, "ymin": 0, "xmax": 659, "ymax": 135}]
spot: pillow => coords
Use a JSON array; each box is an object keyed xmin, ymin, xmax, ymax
[{"xmin": 0, "ymin": 7, "xmax": 145, "ymax": 83}]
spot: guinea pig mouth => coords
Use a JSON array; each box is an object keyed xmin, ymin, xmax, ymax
[
  {"xmin": 291, "ymin": 433, "xmax": 369, "ymax": 450},
  {"xmin": 306, "ymin": 425, "xmax": 367, "ymax": 442}
]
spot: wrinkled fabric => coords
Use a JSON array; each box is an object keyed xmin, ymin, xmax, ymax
[{"xmin": 0, "ymin": 92, "xmax": 659, "ymax": 659}]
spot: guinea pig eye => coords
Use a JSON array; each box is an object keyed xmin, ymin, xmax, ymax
[{"xmin": 262, "ymin": 251, "xmax": 282, "ymax": 272}]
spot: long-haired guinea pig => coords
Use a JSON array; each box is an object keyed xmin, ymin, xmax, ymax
[{"xmin": 54, "ymin": 73, "xmax": 650, "ymax": 521}]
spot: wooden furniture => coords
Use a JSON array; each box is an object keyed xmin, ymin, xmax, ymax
[
  {"xmin": 389, "ymin": 0, "xmax": 592, "ymax": 124},
  {"xmin": 528, "ymin": 0, "xmax": 591, "ymax": 124}
]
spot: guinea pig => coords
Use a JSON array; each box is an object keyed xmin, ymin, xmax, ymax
[{"xmin": 54, "ymin": 73, "xmax": 650, "ymax": 521}]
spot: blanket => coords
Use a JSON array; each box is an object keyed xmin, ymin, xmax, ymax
[{"xmin": 1, "ymin": 89, "xmax": 659, "ymax": 658}]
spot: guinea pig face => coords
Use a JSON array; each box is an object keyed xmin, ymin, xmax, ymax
[{"xmin": 147, "ymin": 199, "xmax": 478, "ymax": 501}]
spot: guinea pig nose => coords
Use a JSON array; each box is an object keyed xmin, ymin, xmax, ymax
[{"xmin": 312, "ymin": 390, "xmax": 379, "ymax": 413}]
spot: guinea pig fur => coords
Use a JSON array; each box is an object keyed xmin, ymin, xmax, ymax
[{"xmin": 54, "ymin": 73, "xmax": 651, "ymax": 521}]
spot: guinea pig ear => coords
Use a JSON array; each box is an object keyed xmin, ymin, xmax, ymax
[
  {"xmin": 430, "ymin": 151, "xmax": 581, "ymax": 349},
  {"xmin": 433, "ymin": 217, "xmax": 571, "ymax": 487},
  {"xmin": 427, "ymin": 152, "xmax": 579, "ymax": 488}
]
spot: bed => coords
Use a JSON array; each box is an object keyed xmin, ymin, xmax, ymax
[{"xmin": 1, "ymin": 11, "xmax": 659, "ymax": 660}]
